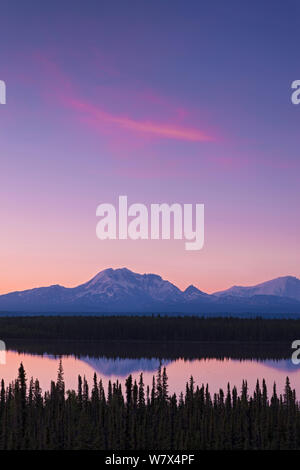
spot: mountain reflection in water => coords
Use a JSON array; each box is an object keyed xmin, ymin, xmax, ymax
[{"xmin": 1, "ymin": 343, "xmax": 300, "ymax": 398}]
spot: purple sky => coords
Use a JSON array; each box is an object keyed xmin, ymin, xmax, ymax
[{"xmin": 0, "ymin": 0, "xmax": 300, "ymax": 294}]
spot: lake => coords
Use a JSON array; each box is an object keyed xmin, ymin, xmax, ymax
[{"xmin": 1, "ymin": 341, "xmax": 299, "ymax": 398}]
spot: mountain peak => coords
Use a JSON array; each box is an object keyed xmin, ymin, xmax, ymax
[
  {"xmin": 184, "ymin": 285, "xmax": 199, "ymax": 293},
  {"xmin": 214, "ymin": 275, "xmax": 300, "ymax": 301},
  {"xmin": 0, "ymin": 269, "xmax": 300, "ymax": 314},
  {"xmin": 184, "ymin": 284, "xmax": 208, "ymax": 300},
  {"xmin": 74, "ymin": 267, "xmax": 181, "ymax": 303}
]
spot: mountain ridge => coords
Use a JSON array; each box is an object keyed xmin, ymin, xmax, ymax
[
  {"xmin": 214, "ymin": 275, "xmax": 300, "ymax": 301},
  {"xmin": 0, "ymin": 268, "xmax": 300, "ymax": 315}
]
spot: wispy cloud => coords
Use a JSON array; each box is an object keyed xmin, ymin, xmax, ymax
[
  {"xmin": 27, "ymin": 54, "xmax": 215, "ymax": 144},
  {"xmin": 64, "ymin": 97, "xmax": 214, "ymax": 142}
]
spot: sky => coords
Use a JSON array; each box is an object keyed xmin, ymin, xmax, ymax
[{"xmin": 0, "ymin": 0, "xmax": 300, "ymax": 294}]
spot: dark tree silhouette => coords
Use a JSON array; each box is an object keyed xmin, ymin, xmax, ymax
[{"xmin": 0, "ymin": 363, "xmax": 299, "ymax": 450}]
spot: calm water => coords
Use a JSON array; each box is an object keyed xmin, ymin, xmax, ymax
[{"xmin": 1, "ymin": 344, "xmax": 300, "ymax": 397}]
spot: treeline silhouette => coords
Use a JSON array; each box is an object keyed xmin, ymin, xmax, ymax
[
  {"xmin": 1, "ymin": 315, "xmax": 300, "ymax": 342},
  {"xmin": 7, "ymin": 338, "xmax": 292, "ymax": 361},
  {"xmin": 1, "ymin": 362, "xmax": 300, "ymax": 450}
]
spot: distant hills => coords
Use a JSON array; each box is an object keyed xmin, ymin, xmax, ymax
[{"xmin": 0, "ymin": 268, "xmax": 300, "ymax": 316}]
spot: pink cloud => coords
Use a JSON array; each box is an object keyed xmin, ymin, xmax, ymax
[
  {"xmin": 64, "ymin": 96, "xmax": 214, "ymax": 142},
  {"xmin": 24, "ymin": 54, "xmax": 215, "ymax": 145}
]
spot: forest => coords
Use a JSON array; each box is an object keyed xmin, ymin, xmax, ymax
[
  {"xmin": 1, "ymin": 315, "xmax": 300, "ymax": 342},
  {"xmin": 0, "ymin": 361, "xmax": 300, "ymax": 450}
]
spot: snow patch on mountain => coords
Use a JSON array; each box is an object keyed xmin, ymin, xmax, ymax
[{"xmin": 214, "ymin": 276, "xmax": 300, "ymax": 301}]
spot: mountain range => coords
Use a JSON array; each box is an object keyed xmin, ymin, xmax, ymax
[{"xmin": 1, "ymin": 268, "xmax": 300, "ymax": 316}]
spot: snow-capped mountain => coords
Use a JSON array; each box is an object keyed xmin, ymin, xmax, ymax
[
  {"xmin": 0, "ymin": 268, "xmax": 188, "ymax": 313},
  {"xmin": 214, "ymin": 276, "xmax": 300, "ymax": 301},
  {"xmin": 0, "ymin": 269, "xmax": 300, "ymax": 315},
  {"xmin": 74, "ymin": 268, "xmax": 183, "ymax": 303}
]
